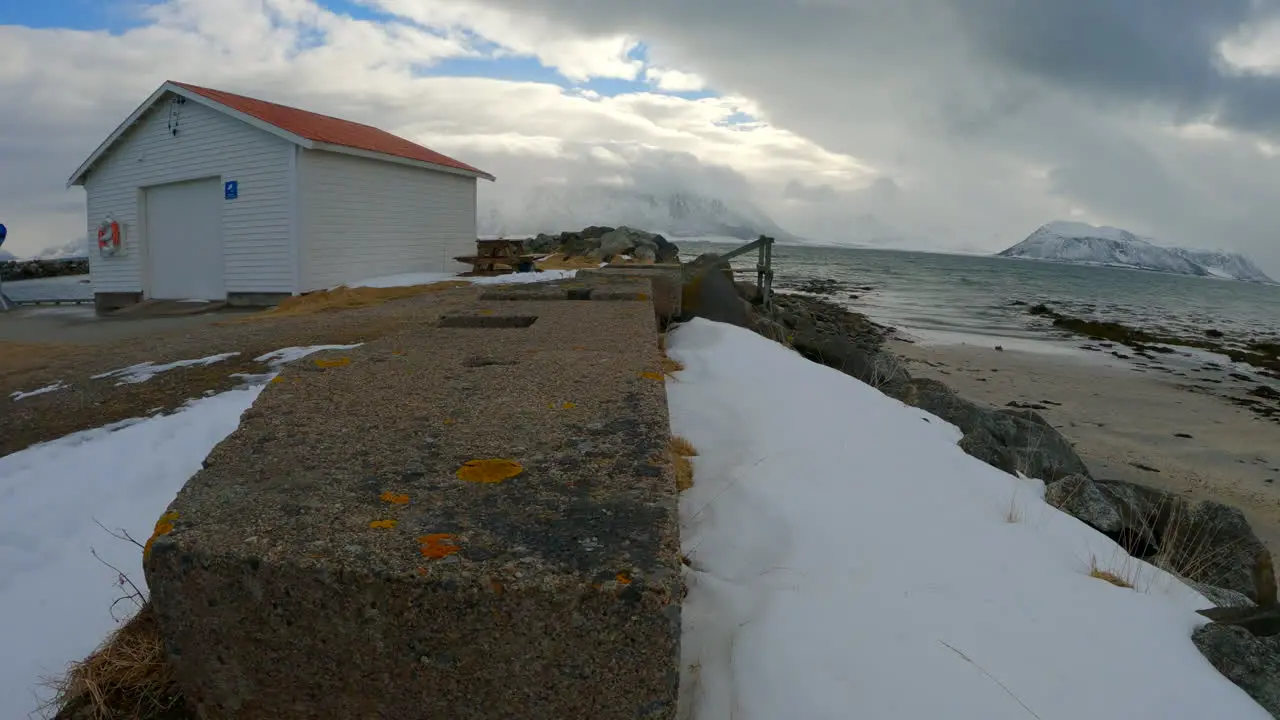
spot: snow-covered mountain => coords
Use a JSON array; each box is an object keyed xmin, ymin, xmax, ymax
[
  {"xmin": 997, "ymin": 221, "xmax": 1275, "ymax": 283},
  {"xmin": 480, "ymin": 185, "xmax": 798, "ymax": 242},
  {"xmin": 1164, "ymin": 247, "xmax": 1274, "ymax": 284}
]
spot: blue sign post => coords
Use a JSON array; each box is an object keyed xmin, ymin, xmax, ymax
[
  {"xmin": 0, "ymin": 222, "xmax": 13, "ymax": 311},
  {"xmin": 224, "ymin": 180, "xmax": 238, "ymax": 200}
]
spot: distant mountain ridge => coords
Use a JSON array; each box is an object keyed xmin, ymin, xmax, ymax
[
  {"xmin": 997, "ymin": 221, "xmax": 1275, "ymax": 283},
  {"xmin": 480, "ymin": 186, "xmax": 798, "ymax": 242}
]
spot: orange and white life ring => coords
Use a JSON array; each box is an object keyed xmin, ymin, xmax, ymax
[{"xmin": 97, "ymin": 216, "xmax": 121, "ymax": 257}]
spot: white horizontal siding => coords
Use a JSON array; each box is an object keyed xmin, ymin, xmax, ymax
[
  {"xmin": 297, "ymin": 149, "xmax": 477, "ymax": 290},
  {"xmin": 83, "ymin": 94, "xmax": 295, "ymax": 294}
]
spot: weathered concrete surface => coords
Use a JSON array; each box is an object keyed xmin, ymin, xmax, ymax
[
  {"xmin": 144, "ymin": 284, "xmax": 681, "ymax": 719},
  {"xmin": 579, "ymin": 265, "xmax": 683, "ymax": 324}
]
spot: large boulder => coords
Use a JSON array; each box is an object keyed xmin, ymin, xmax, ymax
[
  {"xmin": 528, "ymin": 233, "xmax": 560, "ymax": 254},
  {"xmin": 1192, "ymin": 624, "xmax": 1280, "ymax": 716},
  {"xmin": 680, "ymin": 255, "xmax": 752, "ymax": 328},
  {"xmin": 590, "ymin": 227, "xmax": 673, "ymax": 263},
  {"xmin": 1095, "ymin": 481, "xmax": 1270, "ymax": 599},
  {"xmin": 896, "ymin": 378, "xmax": 1090, "ymax": 483},
  {"xmin": 1044, "ymin": 474, "xmax": 1273, "ymax": 599},
  {"xmin": 1044, "ymin": 474, "xmax": 1124, "ymax": 532}
]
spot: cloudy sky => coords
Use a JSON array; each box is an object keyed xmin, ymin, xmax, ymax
[{"xmin": 3, "ymin": 0, "xmax": 1280, "ymax": 273}]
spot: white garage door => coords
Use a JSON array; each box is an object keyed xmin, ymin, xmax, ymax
[{"xmin": 145, "ymin": 177, "xmax": 225, "ymax": 300}]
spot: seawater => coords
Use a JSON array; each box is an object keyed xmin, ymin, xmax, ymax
[{"xmin": 680, "ymin": 240, "xmax": 1280, "ymax": 345}]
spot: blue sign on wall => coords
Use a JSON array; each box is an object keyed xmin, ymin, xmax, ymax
[{"xmin": 224, "ymin": 180, "xmax": 239, "ymax": 200}]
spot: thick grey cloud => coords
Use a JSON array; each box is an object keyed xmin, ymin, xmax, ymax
[{"xmin": 449, "ymin": 0, "xmax": 1280, "ymax": 273}]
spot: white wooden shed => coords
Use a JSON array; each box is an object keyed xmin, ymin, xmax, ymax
[{"xmin": 67, "ymin": 80, "xmax": 494, "ymax": 312}]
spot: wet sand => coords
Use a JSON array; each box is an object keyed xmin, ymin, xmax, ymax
[{"xmin": 892, "ymin": 337, "xmax": 1280, "ymax": 558}]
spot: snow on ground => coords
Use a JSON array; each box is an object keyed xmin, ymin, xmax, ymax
[
  {"xmin": 350, "ymin": 269, "xmax": 580, "ymax": 289},
  {"xmin": 10, "ymin": 382, "xmax": 66, "ymax": 401},
  {"xmin": 91, "ymin": 352, "xmax": 239, "ymax": 385},
  {"xmin": 0, "ymin": 387, "xmax": 263, "ymax": 717},
  {"xmin": 665, "ymin": 318, "xmax": 1268, "ymax": 720},
  {"xmin": 255, "ymin": 344, "xmax": 363, "ymax": 366},
  {"xmin": 0, "ymin": 344, "xmax": 371, "ymax": 719}
]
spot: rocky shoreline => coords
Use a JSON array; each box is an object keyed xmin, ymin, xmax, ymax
[
  {"xmin": 677, "ymin": 264, "xmax": 1280, "ymax": 713},
  {"xmin": 1, "ymin": 258, "xmax": 90, "ymax": 282}
]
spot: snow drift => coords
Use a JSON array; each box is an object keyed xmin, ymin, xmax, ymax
[{"xmin": 668, "ymin": 318, "xmax": 1269, "ymax": 719}]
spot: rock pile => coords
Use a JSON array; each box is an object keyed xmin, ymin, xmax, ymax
[
  {"xmin": 0, "ymin": 257, "xmax": 89, "ymax": 281},
  {"xmin": 528, "ymin": 226, "xmax": 680, "ymax": 264}
]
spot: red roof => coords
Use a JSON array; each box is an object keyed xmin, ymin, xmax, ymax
[{"xmin": 170, "ymin": 81, "xmax": 492, "ymax": 179}]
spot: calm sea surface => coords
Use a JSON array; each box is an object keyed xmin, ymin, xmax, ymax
[{"xmin": 680, "ymin": 241, "xmax": 1280, "ymax": 346}]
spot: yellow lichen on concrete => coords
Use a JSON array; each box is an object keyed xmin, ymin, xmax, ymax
[
  {"xmin": 143, "ymin": 511, "xmax": 180, "ymax": 561},
  {"xmin": 455, "ymin": 459, "xmax": 523, "ymax": 483},
  {"xmin": 369, "ymin": 519, "xmax": 399, "ymax": 529},
  {"xmin": 379, "ymin": 491, "xmax": 410, "ymax": 505},
  {"xmin": 314, "ymin": 357, "xmax": 351, "ymax": 369},
  {"xmin": 639, "ymin": 371, "xmax": 664, "ymax": 381}
]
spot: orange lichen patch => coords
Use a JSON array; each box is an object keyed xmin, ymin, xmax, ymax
[
  {"xmin": 314, "ymin": 357, "xmax": 351, "ymax": 368},
  {"xmin": 369, "ymin": 519, "xmax": 399, "ymax": 529},
  {"xmin": 443, "ymin": 418, "xmax": 457, "ymax": 425},
  {"xmin": 418, "ymin": 533, "xmax": 461, "ymax": 559},
  {"xmin": 456, "ymin": 459, "xmax": 523, "ymax": 483},
  {"xmin": 639, "ymin": 371, "xmax": 665, "ymax": 381},
  {"xmin": 561, "ymin": 402, "xmax": 577, "ymax": 409},
  {"xmin": 416, "ymin": 567, "xmax": 428, "ymax": 576},
  {"xmin": 142, "ymin": 511, "xmax": 180, "ymax": 561},
  {"xmin": 392, "ymin": 350, "xmax": 406, "ymax": 356},
  {"xmin": 379, "ymin": 491, "xmax": 410, "ymax": 505},
  {"xmin": 269, "ymin": 376, "xmax": 285, "ymax": 384},
  {"xmin": 490, "ymin": 580, "xmax": 504, "ymax": 594},
  {"xmin": 616, "ymin": 573, "xmax": 632, "ymax": 586}
]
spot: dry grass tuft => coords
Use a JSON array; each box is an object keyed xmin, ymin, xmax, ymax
[
  {"xmin": 669, "ymin": 436, "xmax": 698, "ymax": 492},
  {"xmin": 233, "ymin": 280, "xmax": 472, "ymax": 321},
  {"xmin": 1004, "ymin": 492, "xmax": 1023, "ymax": 524},
  {"xmin": 670, "ymin": 435, "xmax": 699, "ymax": 458},
  {"xmin": 1088, "ymin": 555, "xmax": 1135, "ymax": 589},
  {"xmin": 535, "ymin": 254, "xmax": 602, "ymax": 270},
  {"xmin": 672, "ymin": 454, "xmax": 694, "ymax": 492},
  {"xmin": 660, "ymin": 356, "xmax": 685, "ymax": 376},
  {"xmin": 45, "ymin": 602, "xmax": 184, "ymax": 720}
]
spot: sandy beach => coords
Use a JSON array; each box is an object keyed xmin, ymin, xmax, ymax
[{"xmin": 892, "ymin": 336, "xmax": 1280, "ymax": 557}]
